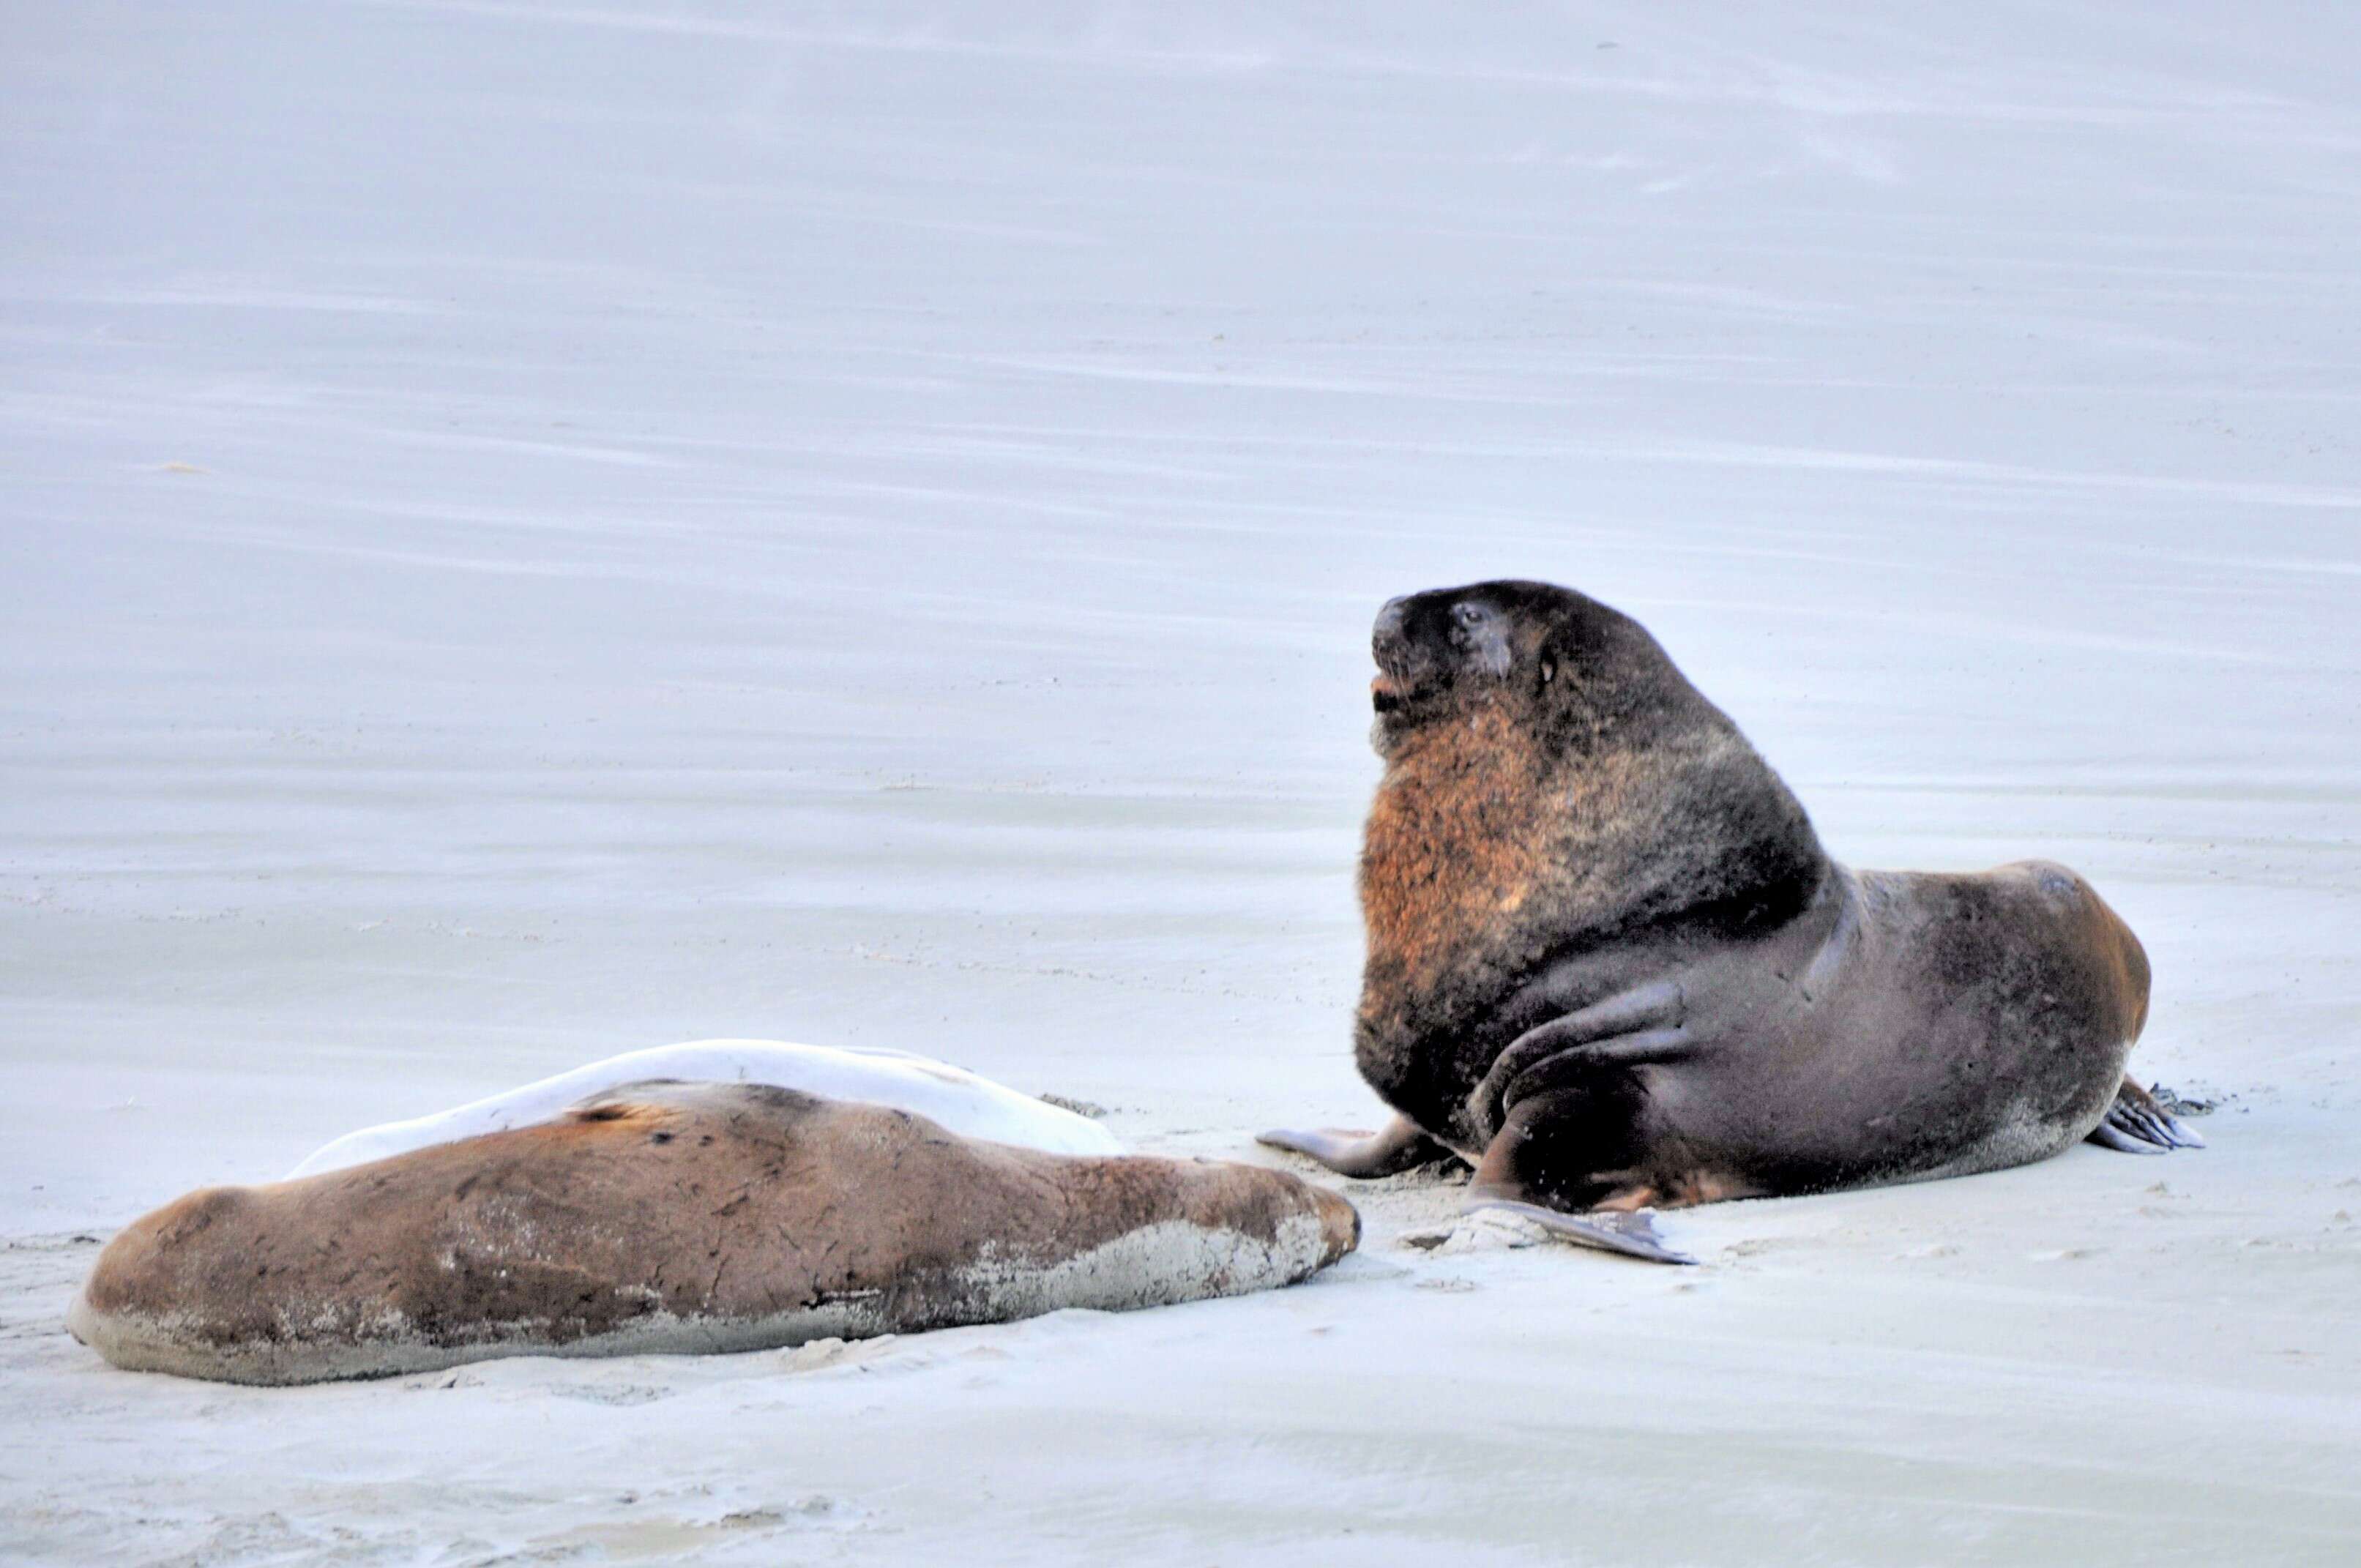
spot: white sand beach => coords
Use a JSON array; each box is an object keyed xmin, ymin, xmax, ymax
[{"xmin": 3, "ymin": 3, "xmax": 2357, "ymax": 1562}]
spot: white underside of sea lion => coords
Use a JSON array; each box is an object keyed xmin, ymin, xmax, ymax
[{"xmin": 286, "ymin": 1039, "xmax": 1123, "ymax": 1177}]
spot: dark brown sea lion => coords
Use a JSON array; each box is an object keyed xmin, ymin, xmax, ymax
[
  {"xmin": 1261, "ymin": 580, "xmax": 2197, "ymax": 1262},
  {"xmin": 71, "ymin": 1081, "xmax": 1359, "ymax": 1384}
]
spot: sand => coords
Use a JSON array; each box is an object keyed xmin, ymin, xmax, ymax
[{"xmin": 3, "ymin": 2, "xmax": 2357, "ymax": 1562}]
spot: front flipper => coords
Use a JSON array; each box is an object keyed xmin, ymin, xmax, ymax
[
  {"xmin": 1461, "ymin": 1198, "xmax": 1696, "ymax": 1265},
  {"xmin": 1257, "ymin": 1115, "xmax": 1451, "ymax": 1179},
  {"xmin": 2087, "ymin": 1077, "xmax": 2207, "ymax": 1154},
  {"xmin": 1463, "ymin": 979, "xmax": 1693, "ymax": 1145},
  {"xmin": 1441, "ymin": 1092, "xmax": 1698, "ymax": 1265}
]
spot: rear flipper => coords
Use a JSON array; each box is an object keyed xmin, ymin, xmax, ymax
[
  {"xmin": 1256, "ymin": 1116, "xmax": 1453, "ymax": 1179},
  {"xmin": 2087, "ymin": 1077, "xmax": 2206, "ymax": 1154},
  {"xmin": 1459, "ymin": 1198, "xmax": 1695, "ymax": 1265}
]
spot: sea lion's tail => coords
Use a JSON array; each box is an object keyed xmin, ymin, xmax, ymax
[
  {"xmin": 2083, "ymin": 902, "xmax": 2198, "ymax": 1154},
  {"xmin": 2115, "ymin": 911, "xmax": 2152, "ymax": 1045}
]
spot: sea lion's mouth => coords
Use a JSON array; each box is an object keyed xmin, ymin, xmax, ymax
[{"xmin": 1370, "ymin": 657, "xmax": 1443, "ymax": 714}]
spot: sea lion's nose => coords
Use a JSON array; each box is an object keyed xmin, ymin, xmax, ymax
[{"xmin": 1373, "ymin": 596, "xmax": 1409, "ymax": 660}]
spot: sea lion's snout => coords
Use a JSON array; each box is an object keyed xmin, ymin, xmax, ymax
[
  {"xmin": 1372, "ymin": 596, "xmax": 1410, "ymax": 658},
  {"xmin": 1371, "ymin": 596, "xmax": 1415, "ymax": 713}
]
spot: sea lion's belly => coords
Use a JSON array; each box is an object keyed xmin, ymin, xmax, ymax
[{"xmin": 1671, "ymin": 862, "xmax": 2149, "ymax": 1192}]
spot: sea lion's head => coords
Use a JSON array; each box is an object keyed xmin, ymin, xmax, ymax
[{"xmin": 1368, "ymin": 579, "xmax": 1659, "ymax": 755}]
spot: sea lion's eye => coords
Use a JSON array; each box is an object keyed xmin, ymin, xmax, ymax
[{"xmin": 1452, "ymin": 602, "xmax": 1489, "ymax": 630}]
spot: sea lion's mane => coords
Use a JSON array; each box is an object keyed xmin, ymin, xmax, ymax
[{"xmin": 1354, "ymin": 580, "xmax": 1825, "ymax": 1126}]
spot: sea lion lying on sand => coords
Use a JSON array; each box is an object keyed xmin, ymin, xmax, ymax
[
  {"xmin": 1262, "ymin": 579, "xmax": 2198, "ymax": 1263},
  {"xmin": 73, "ymin": 1081, "xmax": 1357, "ymax": 1384}
]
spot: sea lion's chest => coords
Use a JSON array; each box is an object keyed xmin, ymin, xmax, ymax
[
  {"xmin": 1355, "ymin": 708, "xmax": 1562, "ymax": 1082},
  {"xmin": 1351, "ymin": 709, "xmax": 1772, "ymax": 1137}
]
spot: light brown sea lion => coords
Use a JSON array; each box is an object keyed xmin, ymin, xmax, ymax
[
  {"xmin": 70, "ymin": 1080, "xmax": 1359, "ymax": 1384},
  {"xmin": 1261, "ymin": 580, "xmax": 2198, "ymax": 1263}
]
